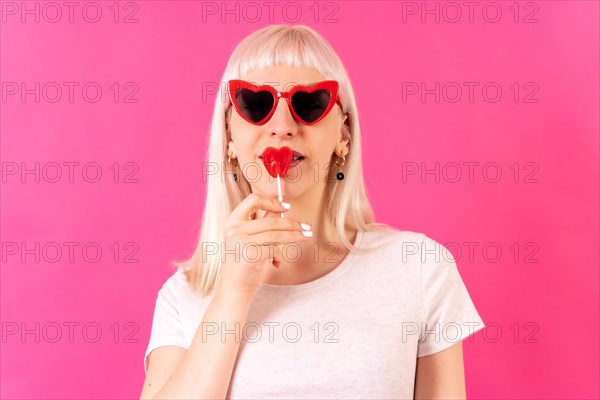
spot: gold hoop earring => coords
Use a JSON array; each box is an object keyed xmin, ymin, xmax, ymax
[{"xmin": 227, "ymin": 154, "xmax": 239, "ymax": 181}]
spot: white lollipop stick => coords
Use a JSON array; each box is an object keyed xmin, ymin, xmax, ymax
[{"xmin": 276, "ymin": 173, "xmax": 284, "ymax": 218}]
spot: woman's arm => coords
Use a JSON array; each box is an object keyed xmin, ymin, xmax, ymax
[
  {"xmin": 139, "ymin": 292, "xmax": 254, "ymax": 400},
  {"xmin": 414, "ymin": 341, "xmax": 467, "ymax": 399}
]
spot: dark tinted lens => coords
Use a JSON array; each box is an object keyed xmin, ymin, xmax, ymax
[
  {"xmin": 235, "ymin": 89, "xmax": 274, "ymax": 123},
  {"xmin": 291, "ymin": 89, "xmax": 331, "ymax": 123}
]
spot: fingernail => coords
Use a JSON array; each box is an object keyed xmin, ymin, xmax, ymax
[
  {"xmin": 281, "ymin": 202, "xmax": 291, "ymax": 209},
  {"xmin": 300, "ymin": 223, "xmax": 311, "ymax": 231},
  {"xmin": 301, "ymin": 230, "xmax": 313, "ymax": 237}
]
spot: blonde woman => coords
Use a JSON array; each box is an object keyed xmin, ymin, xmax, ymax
[{"xmin": 140, "ymin": 25, "xmax": 485, "ymax": 400}]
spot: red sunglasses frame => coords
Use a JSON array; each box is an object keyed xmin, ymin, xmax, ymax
[{"xmin": 226, "ymin": 79, "xmax": 344, "ymax": 126}]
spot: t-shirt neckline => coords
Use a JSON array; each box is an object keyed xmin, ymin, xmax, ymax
[{"xmin": 258, "ymin": 230, "xmax": 364, "ymax": 295}]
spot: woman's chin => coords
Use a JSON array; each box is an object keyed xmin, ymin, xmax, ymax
[{"xmin": 251, "ymin": 181, "xmax": 306, "ymax": 199}]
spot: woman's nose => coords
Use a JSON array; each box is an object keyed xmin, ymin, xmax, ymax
[{"xmin": 267, "ymin": 98, "xmax": 298, "ymax": 137}]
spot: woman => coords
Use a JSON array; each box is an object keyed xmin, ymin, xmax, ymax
[{"xmin": 140, "ymin": 25, "xmax": 485, "ymax": 399}]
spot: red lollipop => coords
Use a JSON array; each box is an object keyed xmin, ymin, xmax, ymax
[{"xmin": 261, "ymin": 146, "xmax": 293, "ymax": 178}]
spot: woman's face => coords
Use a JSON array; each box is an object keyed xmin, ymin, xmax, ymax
[{"xmin": 227, "ymin": 66, "xmax": 349, "ymax": 199}]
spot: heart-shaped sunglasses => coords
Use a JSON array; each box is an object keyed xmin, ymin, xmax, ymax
[{"xmin": 226, "ymin": 79, "xmax": 344, "ymax": 126}]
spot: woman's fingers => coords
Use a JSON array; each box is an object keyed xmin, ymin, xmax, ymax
[
  {"xmin": 228, "ymin": 193, "xmax": 289, "ymax": 222},
  {"xmin": 232, "ymin": 216, "xmax": 309, "ymax": 236},
  {"xmin": 243, "ymin": 243, "xmax": 284, "ymax": 263},
  {"xmin": 247, "ymin": 229, "xmax": 313, "ymax": 247},
  {"xmin": 217, "ymin": 192, "xmax": 314, "ymax": 298}
]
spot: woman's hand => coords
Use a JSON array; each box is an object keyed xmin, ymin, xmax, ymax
[{"xmin": 214, "ymin": 193, "xmax": 312, "ymax": 301}]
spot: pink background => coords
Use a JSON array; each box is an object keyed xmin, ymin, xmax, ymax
[{"xmin": 1, "ymin": 1, "xmax": 598, "ymax": 399}]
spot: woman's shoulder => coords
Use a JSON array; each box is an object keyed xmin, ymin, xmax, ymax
[
  {"xmin": 154, "ymin": 266, "xmax": 214, "ymax": 309},
  {"xmin": 154, "ymin": 266, "xmax": 202, "ymax": 300},
  {"xmin": 156, "ymin": 266, "xmax": 188, "ymax": 293},
  {"xmin": 361, "ymin": 226, "xmax": 428, "ymax": 246},
  {"xmin": 360, "ymin": 227, "xmax": 449, "ymax": 259}
]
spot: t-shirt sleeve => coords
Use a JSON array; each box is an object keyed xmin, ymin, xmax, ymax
[
  {"xmin": 417, "ymin": 234, "xmax": 485, "ymax": 358},
  {"xmin": 143, "ymin": 271, "xmax": 188, "ymax": 374}
]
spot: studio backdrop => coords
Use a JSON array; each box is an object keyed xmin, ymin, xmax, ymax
[{"xmin": 1, "ymin": 1, "xmax": 598, "ymax": 399}]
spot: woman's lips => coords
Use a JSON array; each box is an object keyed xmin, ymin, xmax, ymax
[{"xmin": 258, "ymin": 156, "xmax": 304, "ymax": 169}]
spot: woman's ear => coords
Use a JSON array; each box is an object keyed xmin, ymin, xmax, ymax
[
  {"xmin": 225, "ymin": 108, "xmax": 232, "ymax": 134},
  {"xmin": 343, "ymin": 112, "xmax": 351, "ymax": 128},
  {"xmin": 227, "ymin": 140, "xmax": 236, "ymax": 157},
  {"xmin": 336, "ymin": 137, "xmax": 350, "ymax": 158},
  {"xmin": 339, "ymin": 112, "xmax": 351, "ymax": 148}
]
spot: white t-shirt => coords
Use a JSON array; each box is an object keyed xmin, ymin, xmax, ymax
[{"xmin": 144, "ymin": 230, "xmax": 486, "ymax": 399}]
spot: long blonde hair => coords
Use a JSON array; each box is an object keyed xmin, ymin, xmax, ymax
[{"xmin": 174, "ymin": 24, "xmax": 398, "ymax": 297}]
